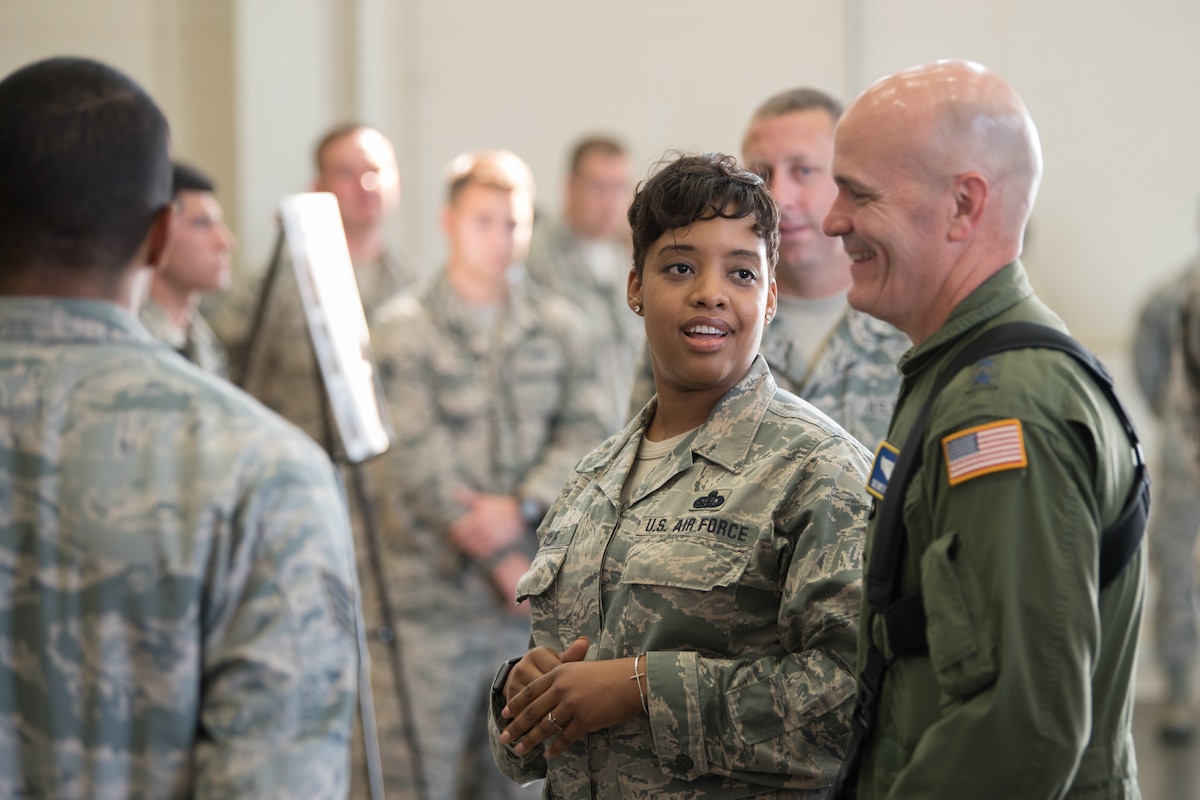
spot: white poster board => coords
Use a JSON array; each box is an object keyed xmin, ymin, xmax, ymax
[{"xmin": 279, "ymin": 192, "xmax": 392, "ymax": 464}]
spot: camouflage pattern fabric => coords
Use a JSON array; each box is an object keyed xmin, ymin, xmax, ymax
[
  {"xmin": 1134, "ymin": 264, "xmax": 1200, "ymax": 681},
  {"xmin": 139, "ymin": 296, "xmax": 229, "ymax": 379},
  {"xmin": 1170, "ymin": 260, "xmax": 1200, "ymax": 482},
  {"xmin": 491, "ymin": 355, "xmax": 869, "ymax": 798},
  {"xmin": 526, "ymin": 218, "xmax": 642, "ymax": 433},
  {"xmin": 233, "ymin": 250, "xmax": 421, "ymax": 446},
  {"xmin": 0, "ymin": 297, "xmax": 362, "ymax": 799},
  {"xmin": 629, "ymin": 308, "xmax": 908, "ymax": 451},
  {"xmin": 358, "ymin": 269, "xmax": 609, "ymax": 799}
]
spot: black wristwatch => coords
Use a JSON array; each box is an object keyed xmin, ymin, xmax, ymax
[
  {"xmin": 492, "ymin": 656, "xmax": 522, "ymax": 702},
  {"xmin": 519, "ymin": 497, "xmax": 547, "ymax": 530}
]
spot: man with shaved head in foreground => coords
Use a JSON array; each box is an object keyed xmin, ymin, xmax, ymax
[{"xmin": 826, "ymin": 61, "xmax": 1147, "ymax": 798}]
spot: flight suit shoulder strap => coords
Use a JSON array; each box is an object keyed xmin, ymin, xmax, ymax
[{"xmin": 871, "ymin": 322, "xmax": 1148, "ymax": 629}]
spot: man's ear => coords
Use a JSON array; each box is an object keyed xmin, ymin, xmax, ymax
[
  {"xmin": 145, "ymin": 203, "xmax": 176, "ymax": 274},
  {"xmin": 948, "ymin": 172, "xmax": 988, "ymax": 242}
]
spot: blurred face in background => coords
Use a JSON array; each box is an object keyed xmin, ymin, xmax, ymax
[
  {"xmin": 443, "ymin": 182, "xmax": 532, "ymax": 286},
  {"xmin": 565, "ymin": 149, "xmax": 632, "ymax": 241},
  {"xmin": 160, "ymin": 190, "xmax": 235, "ymax": 294},
  {"xmin": 742, "ymin": 109, "xmax": 843, "ymax": 294},
  {"xmin": 315, "ymin": 127, "xmax": 400, "ymax": 234}
]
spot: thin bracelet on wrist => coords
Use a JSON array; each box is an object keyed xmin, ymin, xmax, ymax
[{"xmin": 631, "ymin": 652, "xmax": 649, "ymax": 715}]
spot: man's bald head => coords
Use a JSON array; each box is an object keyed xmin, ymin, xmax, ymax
[
  {"xmin": 852, "ymin": 60, "xmax": 1042, "ymax": 237},
  {"xmin": 823, "ymin": 61, "xmax": 1043, "ymax": 344}
]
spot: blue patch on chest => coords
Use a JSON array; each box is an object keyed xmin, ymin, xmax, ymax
[{"xmin": 867, "ymin": 439, "xmax": 900, "ymax": 500}]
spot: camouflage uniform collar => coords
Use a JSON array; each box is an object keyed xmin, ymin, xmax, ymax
[
  {"xmin": 578, "ymin": 355, "xmax": 776, "ymax": 477},
  {"xmin": 0, "ymin": 296, "xmax": 155, "ymax": 345},
  {"xmin": 899, "ymin": 260, "xmax": 1033, "ymax": 378},
  {"xmin": 689, "ymin": 355, "xmax": 776, "ymax": 472},
  {"xmin": 422, "ymin": 267, "xmax": 542, "ymax": 341},
  {"xmin": 139, "ymin": 297, "xmax": 188, "ymax": 350}
]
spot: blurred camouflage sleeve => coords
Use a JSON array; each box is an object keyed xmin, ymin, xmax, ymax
[
  {"xmin": 193, "ymin": 446, "xmax": 361, "ymax": 798},
  {"xmin": 1177, "ymin": 265, "xmax": 1200, "ymax": 479},
  {"xmin": 515, "ymin": 297, "xmax": 612, "ymax": 508},
  {"xmin": 643, "ymin": 434, "xmax": 866, "ymax": 785},
  {"xmin": 486, "ymin": 651, "xmax": 551, "ymax": 786},
  {"xmin": 369, "ymin": 296, "xmax": 466, "ymax": 535},
  {"xmin": 1133, "ymin": 271, "xmax": 1188, "ymax": 418}
]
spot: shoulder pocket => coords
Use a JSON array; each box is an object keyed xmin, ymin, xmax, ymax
[{"xmin": 919, "ymin": 532, "xmax": 996, "ymax": 702}]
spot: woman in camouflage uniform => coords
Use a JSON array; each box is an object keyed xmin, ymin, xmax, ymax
[{"xmin": 488, "ymin": 153, "xmax": 870, "ymax": 799}]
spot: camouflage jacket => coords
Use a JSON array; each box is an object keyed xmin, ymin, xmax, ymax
[
  {"xmin": 491, "ymin": 356, "xmax": 869, "ymax": 798},
  {"xmin": 0, "ymin": 298, "xmax": 362, "ymax": 799},
  {"xmin": 139, "ymin": 296, "xmax": 229, "ymax": 378},
  {"xmin": 367, "ymin": 269, "xmax": 611, "ymax": 619},
  {"xmin": 527, "ymin": 218, "xmax": 642, "ymax": 432},
  {"xmin": 1171, "ymin": 258, "xmax": 1200, "ymax": 482},
  {"xmin": 630, "ymin": 308, "xmax": 907, "ymax": 451}
]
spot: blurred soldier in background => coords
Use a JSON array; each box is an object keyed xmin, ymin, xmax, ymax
[
  {"xmin": 140, "ymin": 161, "xmax": 234, "ymax": 377},
  {"xmin": 363, "ymin": 150, "xmax": 608, "ymax": 799},
  {"xmin": 526, "ymin": 135, "xmax": 638, "ymax": 431}
]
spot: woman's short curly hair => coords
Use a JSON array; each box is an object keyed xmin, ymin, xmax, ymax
[{"xmin": 628, "ymin": 152, "xmax": 779, "ymax": 278}]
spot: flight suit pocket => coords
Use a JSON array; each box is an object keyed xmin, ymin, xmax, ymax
[{"xmin": 919, "ymin": 532, "xmax": 996, "ymax": 701}]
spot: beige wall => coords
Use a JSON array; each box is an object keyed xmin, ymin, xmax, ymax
[
  {"xmin": 3, "ymin": 0, "xmax": 1199, "ymax": 363},
  {"xmin": 0, "ymin": 0, "xmax": 238, "ymax": 252}
]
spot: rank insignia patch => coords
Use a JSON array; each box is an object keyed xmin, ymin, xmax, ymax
[
  {"xmin": 692, "ymin": 490, "xmax": 727, "ymax": 509},
  {"xmin": 866, "ymin": 440, "xmax": 900, "ymax": 500},
  {"xmin": 941, "ymin": 418, "xmax": 1027, "ymax": 486}
]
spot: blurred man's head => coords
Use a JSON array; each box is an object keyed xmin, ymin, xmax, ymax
[
  {"xmin": 741, "ymin": 88, "xmax": 846, "ymax": 297},
  {"xmin": 442, "ymin": 150, "xmax": 536, "ymax": 288},
  {"xmin": 0, "ymin": 56, "xmax": 172, "ymax": 291},
  {"xmin": 563, "ymin": 136, "xmax": 632, "ymax": 242},
  {"xmin": 313, "ymin": 124, "xmax": 400, "ymax": 237},
  {"xmin": 156, "ymin": 163, "xmax": 235, "ymax": 299}
]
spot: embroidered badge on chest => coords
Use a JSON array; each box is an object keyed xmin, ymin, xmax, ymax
[
  {"xmin": 941, "ymin": 418, "xmax": 1027, "ymax": 486},
  {"xmin": 692, "ymin": 490, "xmax": 728, "ymax": 509},
  {"xmin": 866, "ymin": 440, "xmax": 900, "ymax": 500}
]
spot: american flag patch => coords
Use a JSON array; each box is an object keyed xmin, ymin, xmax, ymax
[{"xmin": 941, "ymin": 419, "xmax": 1027, "ymax": 486}]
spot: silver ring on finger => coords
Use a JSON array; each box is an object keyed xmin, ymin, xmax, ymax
[{"xmin": 546, "ymin": 712, "xmax": 564, "ymax": 733}]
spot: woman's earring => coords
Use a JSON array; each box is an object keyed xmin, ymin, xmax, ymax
[{"xmin": 633, "ymin": 304, "xmax": 642, "ymax": 314}]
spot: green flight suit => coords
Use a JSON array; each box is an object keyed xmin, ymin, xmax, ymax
[{"xmin": 855, "ymin": 262, "xmax": 1145, "ymax": 799}]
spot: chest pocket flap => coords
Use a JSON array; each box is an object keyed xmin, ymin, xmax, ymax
[
  {"xmin": 516, "ymin": 525, "xmax": 575, "ymax": 602},
  {"xmin": 622, "ymin": 534, "xmax": 756, "ymax": 591}
]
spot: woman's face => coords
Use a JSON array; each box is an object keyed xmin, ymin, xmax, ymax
[{"xmin": 628, "ymin": 214, "xmax": 776, "ymax": 402}]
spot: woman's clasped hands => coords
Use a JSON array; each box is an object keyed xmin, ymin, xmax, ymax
[{"xmin": 499, "ymin": 636, "xmax": 647, "ymax": 759}]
